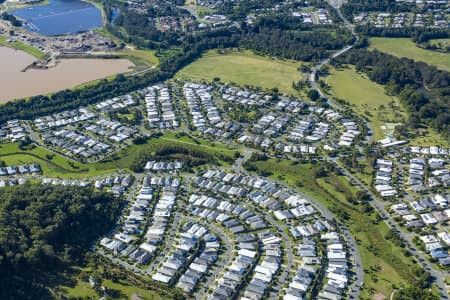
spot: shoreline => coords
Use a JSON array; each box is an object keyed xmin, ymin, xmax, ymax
[{"xmin": 0, "ymin": 46, "xmax": 134, "ymax": 104}]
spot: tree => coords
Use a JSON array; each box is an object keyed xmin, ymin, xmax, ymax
[
  {"xmin": 308, "ymin": 89, "xmax": 320, "ymax": 101},
  {"xmin": 0, "ymin": 183, "xmax": 121, "ymax": 299}
]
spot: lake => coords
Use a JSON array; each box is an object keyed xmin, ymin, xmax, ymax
[
  {"xmin": 11, "ymin": 0, "xmax": 103, "ymax": 35},
  {"xmin": 0, "ymin": 46, "xmax": 133, "ymax": 102}
]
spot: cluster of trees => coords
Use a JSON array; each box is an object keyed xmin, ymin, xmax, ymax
[
  {"xmin": 105, "ymin": 0, "xmax": 190, "ymax": 49},
  {"xmin": 0, "ymin": 27, "xmax": 240, "ymax": 124},
  {"xmin": 1, "ymin": 12, "xmax": 22, "ymax": 27},
  {"xmin": 356, "ymin": 25, "xmax": 450, "ymax": 42},
  {"xmin": 412, "ymin": 30, "xmax": 450, "ymax": 44},
  {"xmin": 335, "ymin": 49, "xmax": 450, "ymax": 139},
  {"xmin": 0, "ymin": 4, "xmax": 354, "ymax": 126},
  {"xmin": 420, "ymin": 41, "xmax": 450, "ymax": 53},
  {"xmin": 0, "ymin": 183, "xmax": 121, "ymax": 299},
  {"xmin": 393, "ymin": 266, "xmax": 439, "ymax": 300},
  {"xmin": 111, "ymin": 11, "xmax": 182, "ymax": 49},
  {"xmin": 241, "ymin": 25, "xmax": 354, "ymax": 61},
  {"xmin": 130, "ymin": 142, "xmax": 233, "ymax": 172},
  {"xmin": 0, "ymin": 71, "xmax": 164, "ymax": 124}
]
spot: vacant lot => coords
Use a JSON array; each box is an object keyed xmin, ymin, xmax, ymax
[
  {"xmin": 369, "ymin": 37, "xmax": 450, "ymax": 72},
  {"xmin": 326, "ymin": 66, "xmax": 404, "ymax": 141},
  {"xmin": 176, "ymin": 50, "xmax": 303, "ymax": 95}
]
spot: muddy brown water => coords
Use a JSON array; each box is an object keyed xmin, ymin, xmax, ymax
[{"xmin": 0, "ymin": 46, "xmax": 134, "ymax": 103}]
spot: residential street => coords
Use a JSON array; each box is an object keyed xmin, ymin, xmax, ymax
[{"xmin": 330, "ymin": 157, "xmax": 450, "ymax": 298}]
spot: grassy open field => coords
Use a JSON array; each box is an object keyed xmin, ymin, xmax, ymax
[
  {"xmin": 326, "ymin": 66, "xmax": 448, "ymax": 146},
  {"xmin": 245, "ymin": 158, "xmax": 423, "ymax": 299},
  {"xmin": 429, "ymin": 38, "xmax": 450, "ymax": 48},
  {"xmin": 0, "ymin": 36, "xmax": 45, "ymax": 59},
  {"xmin": 176, "ymin": 50, "xmax": 303, "ymax": 95},
  {"xmin": 58, "ymin": 265, "xmax": 167, "ymax": 300},
  {"xmin": 369, "ymin": 37, "xmax": 450, "ymax": 72},
  {"xmin": 62, "ymin": 278, "xmax": 165, "ymax": 300},
  {"xmin": 326, "ymin": 66, "xmax": 404, "ymax": 141},
  {"xmin": 0, "ymin": 133, "xmax": 237, "ymax": 178},
  {"xmin": 120, "ymin": 49, "xmax": 159, "ymax": 68}
]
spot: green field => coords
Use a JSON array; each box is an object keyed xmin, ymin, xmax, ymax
[
  {"xmin": 326, "ymin": 66, "xmax": 404, "ymax": 141},
  {"xmin": 0, "ymin": 143, "xmax": 115, "ymax": 178},
  {"xmin": 63, "ymin": 278, "xmax": 165, "ymax": 300},
  {"xmin": 117, "ymin": 49, "xmax": 159, "ymax": 69},
  {"xmin": 58, "ymin": 265, "xmax": 167, "ymax": 300},
  {"xmin": 369, "ymin": 37, "xmax": 450, "ymax": 72},
  {"xmin": 429, "ymin": 38, "xmax": 450, "ymax": 48},
  {"xmin": 0, "ymin": 36, "xmax": 45, "ymax": 59},
  {"xmin": 326, "ymin": 66, "xmax": 448, "ymax": 146},
  {"xmin": 245, "ymin": 158, "xmax": 422, "ymax": 299},
  {"xmin": 176, "ymin": 50, "xmax": 303, "ymax": 95},
  {"xmin": 0, "ymin": 133, "xmax": 237, "ymax": 178}
]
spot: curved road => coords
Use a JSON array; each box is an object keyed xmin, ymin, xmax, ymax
[
  {"xmin": 312, "ymin": 1, "xmax": 450, "ymax": 297},
  {"xmin": 233, "ymin": 149, "xmax": 364, "ymax": 299},
  {"xmin": 330, "ymin": 157, "xmax": 449, "ymax": 299}
]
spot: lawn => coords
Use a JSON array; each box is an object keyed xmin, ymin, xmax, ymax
[
  {"xmin": 0, "ymin": 36, "xmax": 45, "ymax": 59},
  {"xmin": 176, "ymin": 49, "xmax": 303, "ymax": 95},
  {"xmin": 326, "ymin": 66, "xmax": 404, "ymax": 141},
  {"xmin": 369, "ymin": 37, "xmax": 450, "ymax": 72},
  {"xmin": 245, "ymin": 158, "xmax": 421, "ymax": 299}
]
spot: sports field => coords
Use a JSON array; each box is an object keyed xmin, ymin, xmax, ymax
[
  {"xmin": 369, "ymin": 37, "xmax": 450, "ymax": 72},
  {"xmin": 176, "ymin": 50, "xmax": 303, "ymax": 95}
]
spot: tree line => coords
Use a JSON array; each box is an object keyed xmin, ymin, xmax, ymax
[
  {"xmin": 1, "ymin": 12, "xmax": 22, "ymax": 27},
  {"xmin": 0, "ymin": 183, "xmax": 121, "ymax": 299},
  {"xmin": 130, "ymin": 140, "xmax": 234, "ymax": 172},
  {"xmin": 334, "ymin": 48, "xmax": 450, "ymax": 139},
  {"xmin": 356, "ymin": 25, "xmax": 450, "ymax": 42},
  {"xmin": 0, "ymin": 18, "xmax": 352, "ymax": 124}
]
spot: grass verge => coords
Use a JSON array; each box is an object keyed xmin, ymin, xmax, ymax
[{"xmin": 0, "ymin": 36, "xmax": 45, "ymax": 59}]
